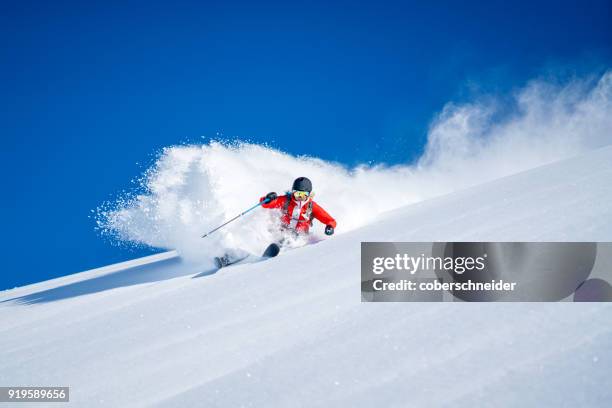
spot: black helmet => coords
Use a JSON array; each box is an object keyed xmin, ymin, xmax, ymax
[{"xmin": 292, "ymin": 177, "xmax": 312, "ymax": 192}]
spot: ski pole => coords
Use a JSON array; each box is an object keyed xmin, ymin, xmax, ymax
[{"xmin": 201, "ymin": 199, "xmax": 270, "ymax": 238}]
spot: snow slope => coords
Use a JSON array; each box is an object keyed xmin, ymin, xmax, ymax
[{"xmin": 2, "ymin": 146, "xmax": 612, "ymax": 407}]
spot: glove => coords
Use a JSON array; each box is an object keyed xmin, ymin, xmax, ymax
[
  {"xmin": 325, "ymin": 225, "xmax": 334, "ymax": 236},
  {"xmin": 264, "ymin": 192, "xmax": 278, "ymax": 202}
]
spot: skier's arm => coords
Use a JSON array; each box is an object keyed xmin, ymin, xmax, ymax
[
  {"xmin": 260, "ymin": 192, "xmax": 284, "ymax": 208},
  {"xmin": 311, "ymin": 202, "xmax": 337, "ymax": 228}
]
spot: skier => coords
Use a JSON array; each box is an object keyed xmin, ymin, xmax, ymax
[
  {"xmin": 259, "ymin": 177, "xmax": 336, "ymax": 257},
  {"xmin": 213, "ymin": 177, "xmax": 336, "ymax": 267},
  {"xmin": 261, "ymin": 177, "xmax": 336, "ymax": 234}
]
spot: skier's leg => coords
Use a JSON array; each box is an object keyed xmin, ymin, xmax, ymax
[
  {"xmin": 261, "ymin": 226, "xmax": 290, "ymax": 257},
  {"xmin": 261, "ymin": 226, "xmax": 309, "ymax": 258}
]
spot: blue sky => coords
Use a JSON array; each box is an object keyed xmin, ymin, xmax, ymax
[{"xmin": 1, "ymin": 0, "xmax": 611, "ymax": 289}]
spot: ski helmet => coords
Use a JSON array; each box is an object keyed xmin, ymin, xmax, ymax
[{"xmin": 292, "ymin": 177, "xmax": 312, "ymax": 192}]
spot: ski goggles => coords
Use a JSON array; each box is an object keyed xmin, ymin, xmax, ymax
[{"xmin": 292, "ymin": 190, "xmax": 311, "ymax": 200}]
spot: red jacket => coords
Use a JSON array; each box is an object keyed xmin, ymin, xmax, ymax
[{"xmin": 260, "ymin": 193, "xmax": 337, "ymax": 233}]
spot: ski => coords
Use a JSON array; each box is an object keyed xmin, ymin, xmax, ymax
[{"xmin": 214, "ymin": 254, "xmax": 249, "ymax": 269}]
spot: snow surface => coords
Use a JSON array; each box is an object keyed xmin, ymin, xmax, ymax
[{"xmin": 2, "ymin": 146, "xmax": 612, "ymax": 407}]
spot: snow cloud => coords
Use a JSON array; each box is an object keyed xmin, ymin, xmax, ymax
[{"xmin": 97, "ymin": 71, "xmax": 612, "ymax": 261}]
